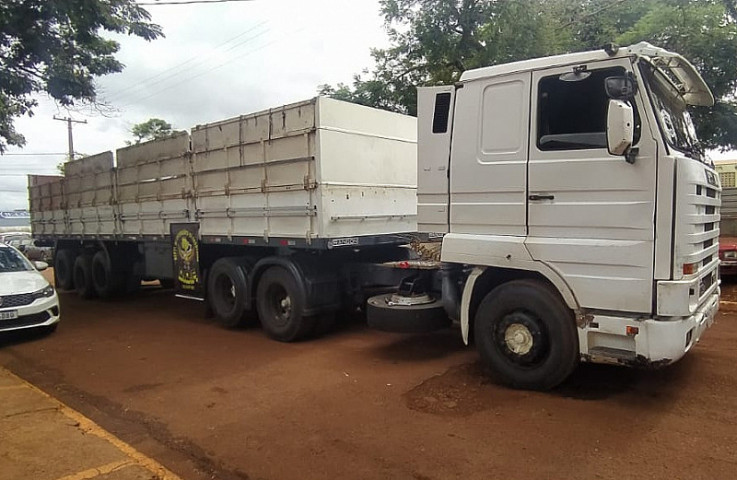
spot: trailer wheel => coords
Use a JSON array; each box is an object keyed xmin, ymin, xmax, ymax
[
  {"xmin": 208, "ymin": 258, "xmax": 253, "ymax": 328},
  {"xmin": 366, "ymin": 293, "xmax": 449, "ymax": 333},
  {"xmin": 256, "ymin": 266, "xmax": 314, "ymax": 342},
  {"xmin": 91, "ymin": 251, "xmax": 125, "ymax": 298},
  {"xmin": 73, "ymin": 254, "xmax": 97, "ymax": 299},
  {"xmin": 474, "ymin": 280, "xmax": 578, "ymax": 390},
  {"xmin": 54, "ymin": 249, "xmax": 76, "ymax": 290}
]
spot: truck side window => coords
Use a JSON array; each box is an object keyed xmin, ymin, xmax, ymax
[
  {"xmin": 537, "ymin": 67, "xmax": 633, "ymax": 151},
  {"xmin": 432, "ymin": 92, "xmax": 452, "ymax": 133}
]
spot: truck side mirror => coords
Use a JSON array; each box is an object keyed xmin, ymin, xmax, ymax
[
  {"xmin": 607, "ymin": 99, "xmax": 634, "ymax": 157},
  {"xmin": 605, "ymin": 74, "xmax": 637, "ymax": 100}
]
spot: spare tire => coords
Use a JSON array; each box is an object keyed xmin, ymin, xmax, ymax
[
  {"xmin": 54, "ymin": 249, "xmax": 76, "ymax": 290},
  {"xmin": 367, "ymin": 293, "xmax": 450, "ymax": 333}
]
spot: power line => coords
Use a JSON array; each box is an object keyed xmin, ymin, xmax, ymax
[
  {"xmin": 1, "ymin": 153, "xmax": 67, "ymax": 156},
  {"xmin": 105, "ymin": 21, "xmax": 268, "ymax": 103},
  {"xmin": 0, "ymin": 174, "xmax": 60, "ymax": 177},
  {"xmin": 137, "ymin": 0, "xmax": 258, "ymax": 5},
  {"xmin": 122, "ymin": 35, "xmax": 282, "ymax": 107},
  {"xmin": 111, "ymin": 26, "xmax": 270, "ymax": 105}
]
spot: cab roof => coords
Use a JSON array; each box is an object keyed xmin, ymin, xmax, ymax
[{"xmin": 459, "ymin": 42, "xmax": 714, "ymax": 107}]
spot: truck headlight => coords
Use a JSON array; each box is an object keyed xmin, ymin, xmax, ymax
[{"xmin": 725, "ymin": 251, "xmax": 737, "ymax": 259}]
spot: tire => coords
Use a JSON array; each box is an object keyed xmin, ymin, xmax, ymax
[
  {"xmin": 366, "ymin": 293, "xmax": 449, "ymax": 333},
  {"xmin": 207, "ymin": 258, "xmax": 253, "ymax": 328},
  {"xmin": 55, "ymin": 249, "xmax": 76, "ymax": 290},
  {"xmin": 474, "ymin": 280, "xmax": 578, "ymax": 390},
  {"xmin": 73, "ymin": 254, "xmax": 96, "ymax": 299},
  {"xmin": 256, "ymin": 266, "xmax": 314, "ymax": 342},
  {"xmin": 91, "ymin": 250, "xmax": 125, "ymax": 298}
]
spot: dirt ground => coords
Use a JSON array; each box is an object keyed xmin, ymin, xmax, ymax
[{"xmin": 1, "ymin": 275, "xmax": 737, "ymax": 480}]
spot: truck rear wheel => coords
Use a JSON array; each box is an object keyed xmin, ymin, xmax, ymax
[
  {"xmin": 73, "ymin": 254, "xmax": 97, "ymax": 299},
  {"xmin": 474, "ymin": 280, "xmax": 578, "ymax": 390},
  {"xmin": 256, "ymin": 266, "xmax": 314, "ymax": 342},
  {"xmin": 91, "ymin": 250, "xmax": 125, "ymax": 298},
  {"xmin": 54, "ymin": 249, "xmax": 76, "ymax": 290},
  {"xmin": 207, "ymin": 258, "xmax": 253, "ymax": 328}
]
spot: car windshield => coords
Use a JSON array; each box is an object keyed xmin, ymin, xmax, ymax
[
  {"xmin": 639, "ymin": 60, "xmax": 704, "ymax": 161},
  {"xmin": 0, "ymin": 248, "xmax": 33, "ymax": 272}
]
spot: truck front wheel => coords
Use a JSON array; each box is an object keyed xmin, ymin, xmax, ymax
[
  {"xmin": 207, "ymin": 258, "xmax": 253, "ymax": 328},
  {"xmin": 474, "ymin": 280, "xmax": 578, "ymax": 390},
  {"xmin": 256, "ymin": 266, "xmax": 314, "ymax": 342}
]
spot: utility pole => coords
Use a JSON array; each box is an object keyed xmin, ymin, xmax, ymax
[{"xmin": 53, "ymin": 116, "xmax": 87, "ymax": 161}]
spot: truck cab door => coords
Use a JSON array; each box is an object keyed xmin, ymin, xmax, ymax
[
  {"xmin": 526, "ymin": 59, "xmax": 658, "ymax": 313},
  {"xmin": 417, "ymin": 86, "xmax": 455, "ymax": 233}
]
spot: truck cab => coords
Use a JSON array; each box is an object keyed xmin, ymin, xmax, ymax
[{"xmin": 413, "ymin": 42, "xmax": 720, "ymax": 388}]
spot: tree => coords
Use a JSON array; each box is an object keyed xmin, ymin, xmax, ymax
[
  {"xmin": 130, "ymin": 118, "xmax": 173, "ymax": 143},
  {"xmin": 0, "ymin": 0, "xmax": 163, "ymax": 152},
  {"xmin": 323, "ymin": 0, "xmax": 737, "ymax": 150}
]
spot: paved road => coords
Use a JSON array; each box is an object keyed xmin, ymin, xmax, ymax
[{"xmin": 2, "ymin": 280, "xmax": 737, "ymax": 480}]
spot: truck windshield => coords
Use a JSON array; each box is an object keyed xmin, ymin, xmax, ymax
[{"xmin": 640, "ymin": 60, "xmax": 704, "ymax": 161}]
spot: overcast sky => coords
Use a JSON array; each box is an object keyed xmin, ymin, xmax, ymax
[{"xmin": 0, "ymin": 0, "xmax": 388, "ymax": 210}]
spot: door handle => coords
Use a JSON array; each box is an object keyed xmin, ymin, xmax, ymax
[{"xmin": 528, "ymin": 194, "xmax": 555, "ymax": 201}]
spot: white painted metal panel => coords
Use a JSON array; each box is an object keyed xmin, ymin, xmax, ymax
[
  {"xmin": 62, "ymin": 152, "xmax": 115, "ymax": 236},
  {"xmin": 449, "ymin": 73, "xmax": 530, "ymax": 236},
  {"xmin": 29, "ymin": 98, "xmax": 418, "ymax": 242},
  {"xmin": 315, "ymin": 97, "xmax": 417, "ymax": 238},
  {"xmin": 191, "ymin": 102, "xmax": 318, "ymax": 239},
  {"xmin": 417, "ymin": 86, "xmax": 454, "ymax": 232},
  {"xmin": 28, "ymin": 175, "xmax": 63, "ymax": 237},
  {"xmin": 116, "ymin": 132, "xmax": 192, "ymax": 237},
  {"xmin": 527, "ymin": 60, "xmax": 656, "ymax": 314}
]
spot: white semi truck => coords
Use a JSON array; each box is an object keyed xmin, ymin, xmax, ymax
[{"xmin": 29, "ymin": 43, "xmax": 720, "ymax": 389}]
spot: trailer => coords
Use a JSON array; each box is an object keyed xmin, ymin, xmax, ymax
[{"xmin": 30, "ymin": 97, "xmax": 440, "ymax": 341}]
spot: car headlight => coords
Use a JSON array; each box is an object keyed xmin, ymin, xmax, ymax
[
  {"xmin": 33, "ymin": 285, "xmax": 55, "ymax": 299},
  {"xmin": 725, "ymin": 251, "xmax": 737, "ymax": 259}
]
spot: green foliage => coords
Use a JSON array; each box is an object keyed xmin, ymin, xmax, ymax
[
  {"xmin": 0, "ymin": 0, "xmax": 163, "ymax": 152},
  {"xmin": 323, "ymin": 0, "xmax": 737, "ymax": 150},
  {"xmin": 130, "ymin": 118, "xmax": 173, "ymax": 144}
]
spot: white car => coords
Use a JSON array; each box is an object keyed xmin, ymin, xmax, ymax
[{"xmin": 0, "ymin": 243, "xmax": 60, "ymax": 333}]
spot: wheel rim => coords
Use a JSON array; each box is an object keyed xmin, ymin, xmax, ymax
[
  {"xmin": 267, "ymin": 284, "xmax": 292, "ymax": 327},
  {"xmin": 214, "ymin": 274, "xmax": 237, "ymax": 313},
  {"xmin": 494, "ymin": 311, "xmax": 549, "ymax": 366}
]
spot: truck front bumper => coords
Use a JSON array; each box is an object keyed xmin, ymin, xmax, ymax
[{"xmin": 579, "ymin": 291, "xmax": 719, "ymax": 367}]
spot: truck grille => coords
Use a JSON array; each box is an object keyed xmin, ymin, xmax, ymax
[{"xmin": 681, "ymin": 177, "xmax": 721, "ymax": 301}]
